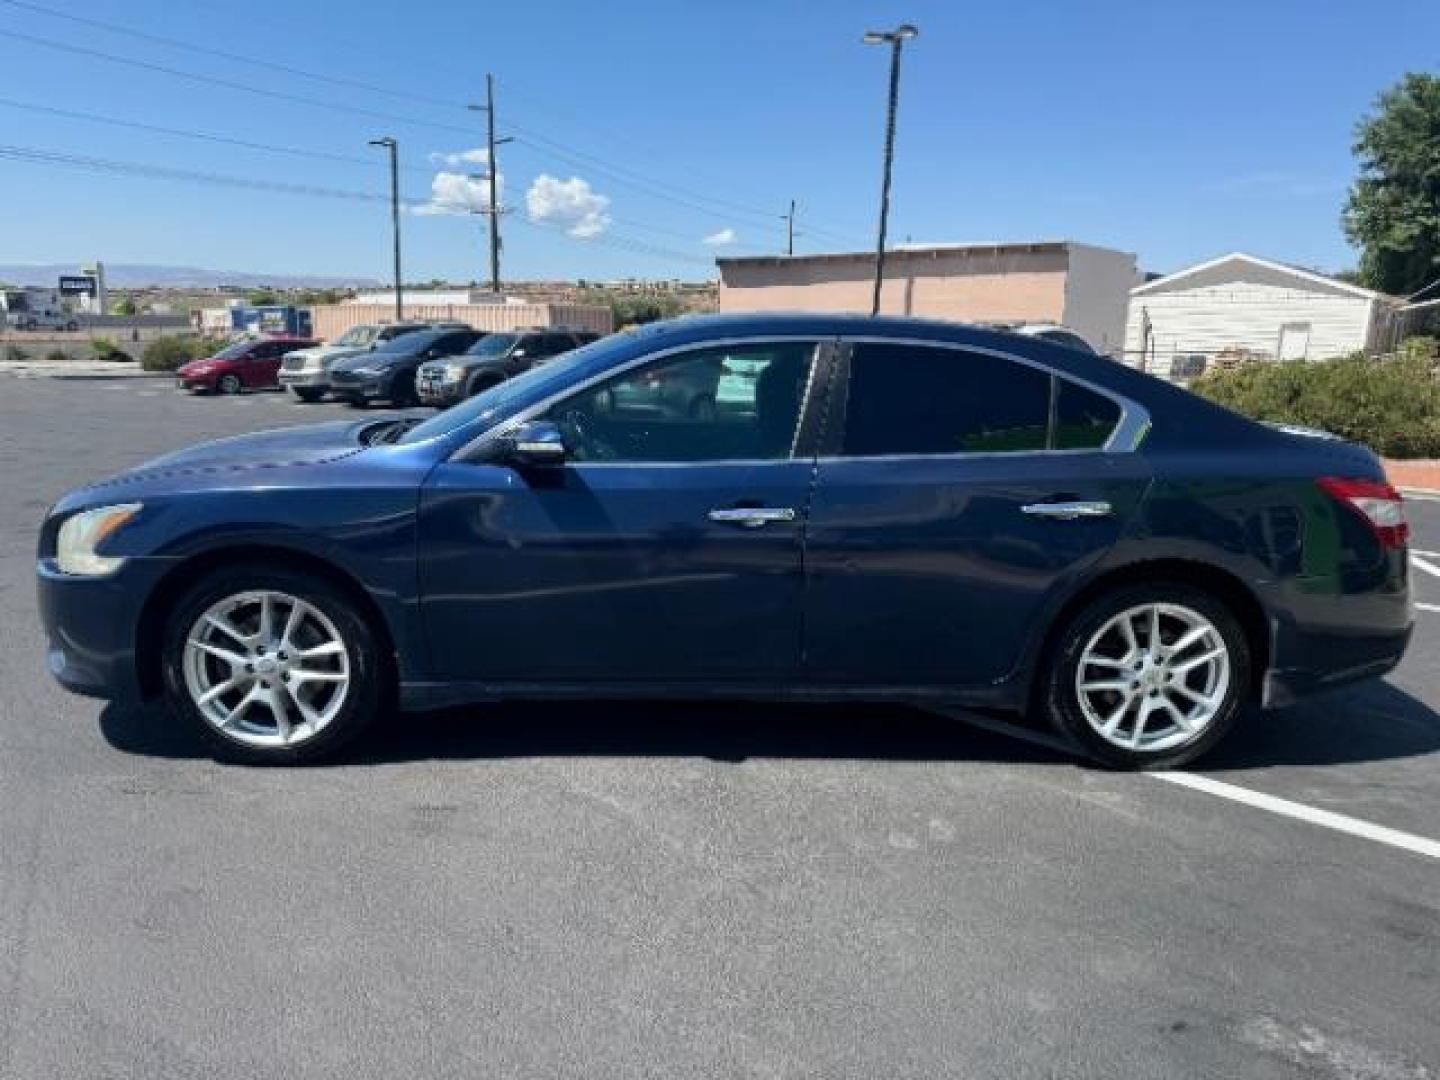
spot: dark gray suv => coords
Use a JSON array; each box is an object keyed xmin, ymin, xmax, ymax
[{"xmin": 416, "ymin": 328, "xmax": 599, "ymax": 407}]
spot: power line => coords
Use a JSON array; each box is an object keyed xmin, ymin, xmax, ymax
[
  {"xmin": 0, "ymin": 28, "xmax": 478, "ymax": 138},
  {"xmin": 0, "ymin": 0, "xmax": 869, "ymax": 247},
  {"xmin": 0, "ymin": 0, "xmax": 461, "ymax": 111},
  {"xmin": 0, "ymin": 142, "xmax": 395, "ymax": 202},
  {"xmin": 0, "ymin": 96, "xmax": 439, "ymax": 177},
  {"xmin": 0, "ymin": 142, "xmax": 711, "ymax": 268}
]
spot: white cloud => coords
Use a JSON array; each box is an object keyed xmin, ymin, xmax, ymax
[
  {"xmin": 412, "ymin": 149, "xmax": 502, "ymax": 216},
  {"xmin": 526, "ymin": 174, "xmax": 611, "ymax": 238},
  {"xmin": 428, "ymin": 147, "xmax": 490, "ymax": 169},
  {"xmin": 702, "ymin": 227, "xmax": 738, "ymax": 246}
]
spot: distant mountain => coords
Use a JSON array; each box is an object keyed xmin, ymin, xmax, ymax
[{"xmin": 0, "ymin": 264, "xmax": 380, "ymax": 288}]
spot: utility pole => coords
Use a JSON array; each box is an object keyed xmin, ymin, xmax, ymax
[
  {"xmin": 368, "ymin": 136, "xmax": 402, "ymax": 320},
  {"xmin": 863, "ymin": 24, "xmax": 918, "ymax": 317},
  {"xmin": 468, "ymin": 77, "xmax": 513, "ymax": 294},
  {"xmin": 782, "ymin": 199, "xmax": 796, "ymax": 256}
]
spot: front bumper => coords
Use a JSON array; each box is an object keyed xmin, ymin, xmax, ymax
[
  {"xmin": 416, "ymin": 376, "xmax": 464, "ymax": 406},
  {"xmin": 37, "ymin": 556, "xmax": 178, "ymax": 702},
  {"xmin": 330, "ymin": 372, "xmax": 395, "ymax": 403},
  {"xmin": 279, "ymin": 369, "xmax": 329, "ymax": 391},
  {"xmin": 176, "ymin": 375, "xmax": 216, "ymax": 392}
]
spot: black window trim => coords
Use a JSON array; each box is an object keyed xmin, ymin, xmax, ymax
[
  {"xmin": 453, "ymin": 334, "xmax": 841, "ymax": 466},
  {"xmin": 820, "ymin": 336, "xmax": 1149, "ymax": 461}
]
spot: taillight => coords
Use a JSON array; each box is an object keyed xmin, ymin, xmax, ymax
[{"xmin": 1316, "ymin": 476, "xmax": 1409, "ymax": 550}]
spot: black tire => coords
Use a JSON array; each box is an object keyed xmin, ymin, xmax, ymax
[
  {"xmin": 1039, "ymin": 581, "xmax": 1250, "ymax": 770},
  {"xmin": 292, "ymin": 388, "xmax": 324, "ymax": 403},
  {"xmin": 217, "ymin": 373, "xmax": 242, "ymax": 395},
  {"xmin": 464, "ymin": 373, "xmax": 503, "ymax": 400},
  {"xmin": 390, "ymin": 373, "xmax": 419, "ymax": 407},
  {"xmin": 160, "ymin": 564, "xmax": 387, "ymax": 765}
]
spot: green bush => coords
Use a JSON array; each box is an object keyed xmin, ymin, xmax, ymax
[
  {"xmin": 44, "ymin": 348, "xmax": 71, "ymax": 364},
  {"xmin": 1192, "ymin": 348, "xmax": 1440, "ymax": 458},
  {"xmin": 3, "ymin": 344, "xmax": 27, "ymax": 363},
  {"xmin": 141, "ymin": 335, "xmax": 217, "ymax": 372},
  {"xmin": 90, "ymin": 336, "xmax": 132, "ymax": 363}
]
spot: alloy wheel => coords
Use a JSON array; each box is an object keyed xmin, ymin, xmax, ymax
[
  {"xmin": 182, "ymin": 589, "xmax": 350, "ymax": 749},
  {"xmin": 1073, "ymin": 602, "xmax": 1231, "ymax": 753}
]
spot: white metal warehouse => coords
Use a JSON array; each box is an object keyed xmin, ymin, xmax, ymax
[{"xmin": 1124, "ymin": 252, "xmax": 1402, "ymax": 379}]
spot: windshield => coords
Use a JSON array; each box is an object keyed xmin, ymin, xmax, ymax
[
  {"xmin": 332, "ymin": 326, "xmax": 376, "ymax": 347},
  {"xmin": 465, "ymin": 333, "xmax": 517, "ymax": 357},
  {"xmin": 211, "ymin": 341, "xmax": 256, "ymax": 360},
  {"xmin": 373, "ymin": 330, "xmax": 441, "ymax": 354},
  {"xmin": 398, "ymin": 334, "xmax": 626, "ymax": 445}
]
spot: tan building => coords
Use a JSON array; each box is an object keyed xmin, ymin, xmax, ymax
[{"xmin": 717, "ymin": 241, "xmax": 1138, "ymax": 356}]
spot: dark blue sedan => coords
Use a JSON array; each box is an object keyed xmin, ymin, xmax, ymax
[{"xmin": 37, "ymin": 314, "xmax": 1413, "ymax": 767}]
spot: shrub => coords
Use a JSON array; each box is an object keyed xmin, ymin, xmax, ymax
[
  {"xmin": 3, "ymin": 344, "xmax": 27, "ymax": 363},
  {"xmin": 45, "ymin": 348, "xmax": 71, "ymax": 363},
  {"xmin": 90, "ymin": 336, "xmax": 132, "ymax": 363},
  {"xmin": 141, "ymin": 335, "xmax": 216, "ymax": 372},
  {"xmin": 1192, "ymin": 348, "xmax": 1440, "ymax": 458}
]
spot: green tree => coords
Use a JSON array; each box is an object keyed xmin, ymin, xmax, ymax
[
  {"xmin": 245, "ymin": 289, "xmax": 279, "ymax": 306},
  {"xmin": 111, "ymin": 296, "xmax": 138, "ymax": 316},
  {"xmin": 1342, "ymin": 73, "xmax": 1440, "ymax": 296}
]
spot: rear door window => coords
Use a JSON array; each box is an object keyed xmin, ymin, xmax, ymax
[
  {"xmin": 840, "ymin": 342, "xmax": 1122, "ymax": 455},
  {"xmin": 842, "ymin": 343, "xmax": 1051, "ymax": 455}
]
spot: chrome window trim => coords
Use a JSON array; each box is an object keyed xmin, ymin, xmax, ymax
[
  {"xmin": 833, "ymin": 335, "xmax": 1151, "ymax": 457},
  {"xmin": 451, "ymin": 335, "xmax": 830, "ymax": 464}
]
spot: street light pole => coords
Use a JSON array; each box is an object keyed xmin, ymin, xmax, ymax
[
  {"xmin": 863, "ymin": 23, "xmax": 918, "ymax": 317},
  {"xmin": 782, "ymin": 198, "xmax": 796, "ymax": 256},
  {"xmin": 368, "ymin": 137, "xmax": 402, "ymax": 321}
]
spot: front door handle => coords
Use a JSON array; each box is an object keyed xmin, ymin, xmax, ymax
[
  {"xmin": 1021, "ymin": 500, "xmax": 1113, "ymax": 520},
  {"xmin": 708, "ymin": 507, "xmax": 798, "ymax": 528}
]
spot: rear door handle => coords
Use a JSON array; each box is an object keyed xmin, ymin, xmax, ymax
[
  {"xmin": 1020, "ymin": 500, "xmax": 1112, "ymax": 520},
  {"xmin": 708, "ymin": 507, "xmax": 798, "ymax": 528}
]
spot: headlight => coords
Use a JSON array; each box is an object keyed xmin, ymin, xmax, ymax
[{"xmin": 56, "ymin": 503, "xmax": 142, "ymax": 576}]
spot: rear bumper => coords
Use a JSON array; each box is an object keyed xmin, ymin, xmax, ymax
[
  {"xmin": 36, "ymin": 556, "xmax": 177, "ymax": 702},
  {"xmin": 1261, "ymin": 622, "xmax": 1412, "ymax": 707}
]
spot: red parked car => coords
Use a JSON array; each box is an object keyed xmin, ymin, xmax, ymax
[{"xmin": 176, "ymin": 337, "xmax": 318, "ymax": 394}]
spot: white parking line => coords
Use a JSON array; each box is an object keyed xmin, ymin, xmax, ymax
[
  {"xmin": 1418, "ymin": 603, "xmax": 1440, "ymax": 614},
  {"xmin": 947, "ymin": 711, "xmax": 1440, "ymax": 862},
  {"xmin": 1153, "ymin": 772, "xmax": 1440, "ymax": 860},
  {"xmin": 1411, "ymin": 554, "xmax": 1440, "ymax": 579}
]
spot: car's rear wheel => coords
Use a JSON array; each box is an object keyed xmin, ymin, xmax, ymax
[
  {"xmin": 217, "ymin": 373, "xmax": 242, "ymax": 395},
  {"xmin": 161, "ymin": 565, "xmax": 385, "ymax": 764},
  {"xmin": 1040, "ymin": 583, "xmax": 1249, "ymax": 770}
]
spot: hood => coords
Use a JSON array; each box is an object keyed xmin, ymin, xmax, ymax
[
  {"xmin": 332, "ymin": 351, "xmax": 404, "ymax": 372},
  {"xmin": 96, "ymin": 420, "xmax": 370, "ymax": 487},
  {"xmin": 178, "ymin": 357, "xmax": 223, "ymax": 374},
  {"xmin": 292, "ymin": 343, "xmax": 368, "ymax": 362}
]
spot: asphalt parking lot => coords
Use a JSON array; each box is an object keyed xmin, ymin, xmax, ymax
[{"xmin": 1, "ymin": 377, "xmax": 1437, "ymax": 1079}]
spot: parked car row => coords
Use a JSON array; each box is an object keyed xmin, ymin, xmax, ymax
[{"xmin": 177, "ymin": 321, "xmax": 602, "ymax": 408}]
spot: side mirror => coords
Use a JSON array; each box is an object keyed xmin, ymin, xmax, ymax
[{"xmin": 502, "ymin": 420, "xmax": 568, "ymax": 467}]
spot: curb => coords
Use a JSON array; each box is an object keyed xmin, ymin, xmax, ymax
[{"xmin": 0, "ymin": 365, "xmax": 170, "ymax": 380}]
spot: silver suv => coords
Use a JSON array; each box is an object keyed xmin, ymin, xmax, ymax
[{"xmin": 279, "ymin": 322, "xmax": 466, "ymax": 402}]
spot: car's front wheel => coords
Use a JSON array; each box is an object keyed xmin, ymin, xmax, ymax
[
  {"xmin": 161, "ymin": 565, "xmax": 385, "ymax": 764},
  {"xmin": 1040, "ymin": 582, "xmax": 1250, "ymax": 770},
  {"xmin": 292, "ymin": 388, "xmax": 324, "ymax": 403}
]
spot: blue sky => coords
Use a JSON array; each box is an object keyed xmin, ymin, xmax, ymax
[{"xmin": 0, "ymin": 0, "xmax": 1436, "ymax": 283}]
